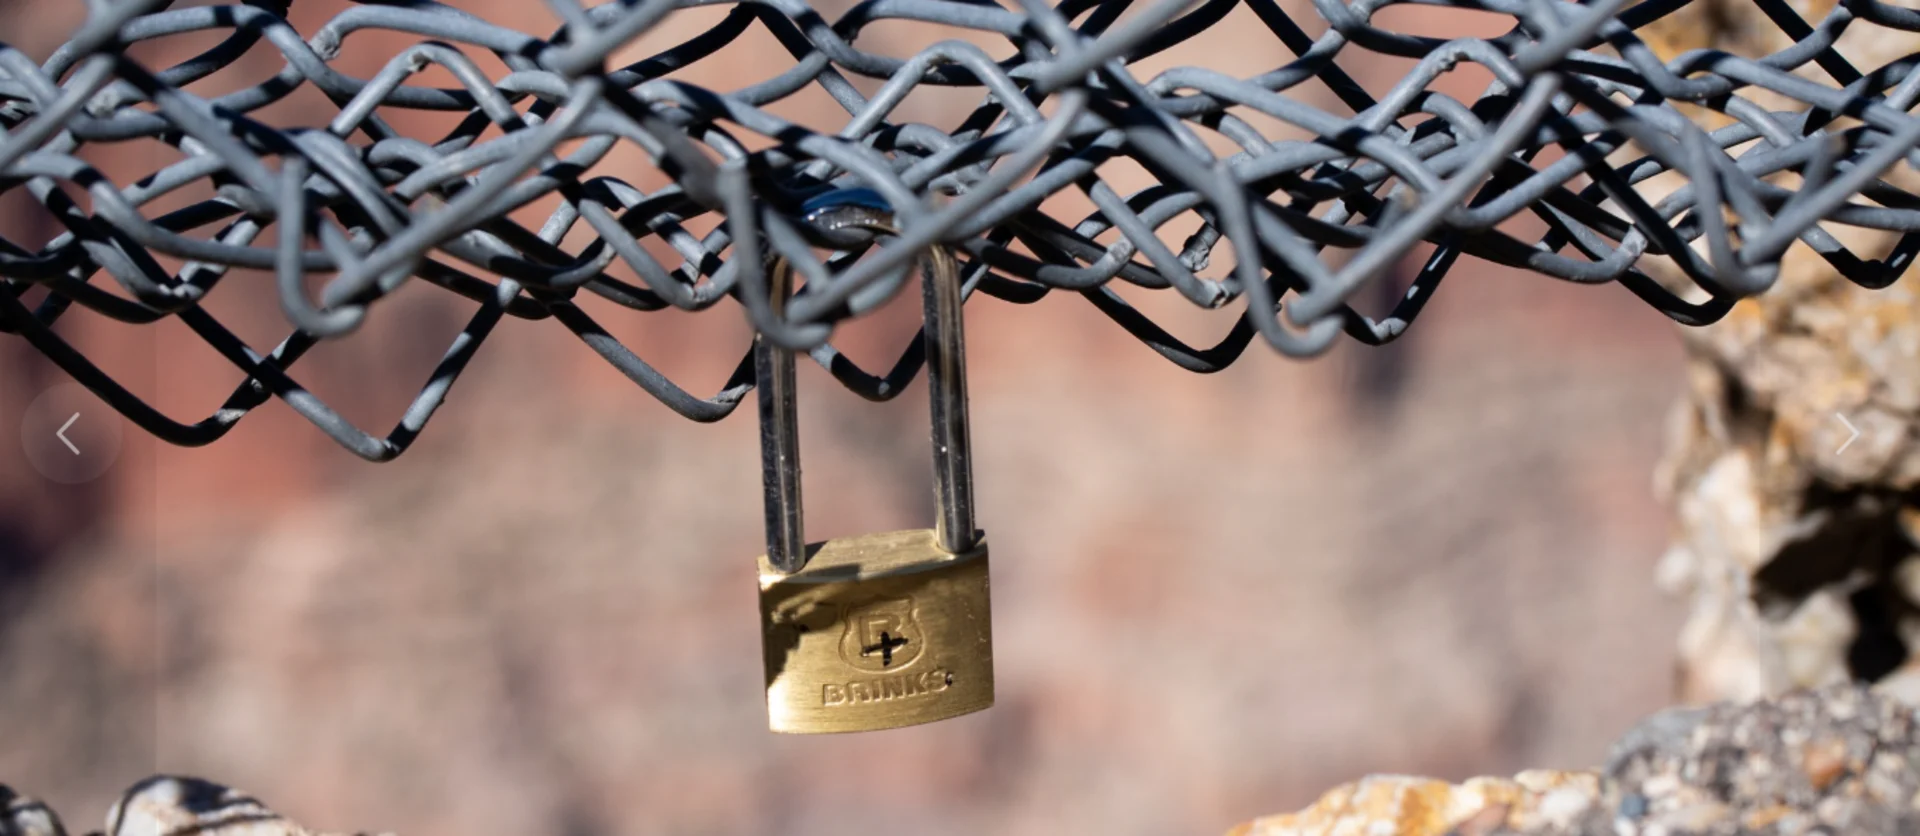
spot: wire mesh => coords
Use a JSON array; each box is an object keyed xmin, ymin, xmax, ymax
[{"xmin": 0, "ymin": 0, "xmax": 1913, "ymax": 459}]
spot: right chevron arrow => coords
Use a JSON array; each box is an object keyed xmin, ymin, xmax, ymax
[{"xmin": 1836, "ymin": 413, "xmax": 1862, "ymax": 455}]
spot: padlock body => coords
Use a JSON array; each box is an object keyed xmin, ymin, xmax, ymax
[{"xmin": 758, "ymin": 529, "xmax": 992, "ymax": 733}]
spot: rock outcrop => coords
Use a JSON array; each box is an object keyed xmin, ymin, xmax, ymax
[{"xmin": 1639, "ymin": 0, "xmax": 1920, "ymax": 706}]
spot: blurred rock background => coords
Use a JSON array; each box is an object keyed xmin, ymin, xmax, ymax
[{"xmin": 0, "ymin": 2, "xmax": 1693, "ymax": 835}]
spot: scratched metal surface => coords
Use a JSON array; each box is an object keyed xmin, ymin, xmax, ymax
[{"xmin": 0, "ymin": 0, "xmax": 1910, "ymax": 458}]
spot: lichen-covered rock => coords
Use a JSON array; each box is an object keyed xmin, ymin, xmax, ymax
[
  {"xmin": 107, "ymin": 777, "xmax": 316, "ymax": 836},
  {"xmin": 1229, "ymin": 684, "xmax": 1920, "ymax": 836},
  {"xmin": 1, "ymin": 788, "xmax": 65, "ymax": 836},
  {"xmin": 0, "ymin": 777, "xmax": 389, "ymax": 836}
]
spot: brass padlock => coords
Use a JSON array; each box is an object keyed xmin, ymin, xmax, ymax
[{"xmin": 752, "ymin": 188, "xmax": 992, "ymax": 734}]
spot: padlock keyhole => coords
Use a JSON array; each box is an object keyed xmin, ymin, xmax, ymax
[{"xmin": 863, "ymin": 631, "xmax": 910, "ymax": 667}]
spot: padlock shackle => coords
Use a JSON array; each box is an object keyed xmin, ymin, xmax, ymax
[
  {"xmin": 756, "ymin": 247, "xmax": 806, "ymax": 574},
  {"xmin": 756, "ymin": 190, "xmax": 979, "ymax": 573},
  {"xmin": 920, "ymin": 227, "xmax": 977, "ymax": 558}
]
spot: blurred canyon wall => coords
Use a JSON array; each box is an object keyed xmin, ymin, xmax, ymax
[{"xmin": 0, "ymin": 3, "xmax": 1691, "ymax": 835}]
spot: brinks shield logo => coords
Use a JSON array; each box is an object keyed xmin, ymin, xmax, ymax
[{"xmin": 838, "ymin": 598, "xmax": 923, "ymax": 672}]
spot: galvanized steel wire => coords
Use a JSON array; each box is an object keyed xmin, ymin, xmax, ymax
[{"xmin": 1, "ymin": 0, "xmax": 1916, "ymax": 458}]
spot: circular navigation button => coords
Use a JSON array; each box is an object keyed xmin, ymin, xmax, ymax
[{"xmin": 21, "ymin": 383, "xmax": 122, "ymax": 484}]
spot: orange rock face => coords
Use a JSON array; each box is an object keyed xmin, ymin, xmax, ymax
[{"xmin": 1227, "ymin": 772, "xmax": 1600, "ymax": 836}]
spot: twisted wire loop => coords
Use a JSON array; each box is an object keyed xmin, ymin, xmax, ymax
[{"xmin": 1, "ymin": 0, "xmax": 1916, "ymax": 459}]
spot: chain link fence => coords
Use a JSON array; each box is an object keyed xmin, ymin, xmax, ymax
[{"xmin": 0, "ymin": 0, "xmax": 1912, "ymax": 459}]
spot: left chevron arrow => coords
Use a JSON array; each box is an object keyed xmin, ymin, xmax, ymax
[{"xmin": 55, "ymin": 413, "xmax": 79, "ymax": 455}]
